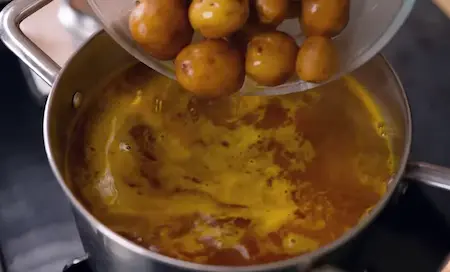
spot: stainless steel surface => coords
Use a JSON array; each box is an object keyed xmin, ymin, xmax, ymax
[
  {"xmin": 58, "ymin": 0, "xmax": 101, "ymax": 46},
  {"xmin": 63, "ymin": 255, "xmax": 89, "ymax": 271},
  {"xmin": 406, "ymin": 162, "xmax": 450, "ymax": 191},
  {"xmin": 0, "ymin": 0, "xmax": 60, "ymax": 85},
  {"xmin": 0, "ymin": 0, "xmax": 100, "ymax": 101}
]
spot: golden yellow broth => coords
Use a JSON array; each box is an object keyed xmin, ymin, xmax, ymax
[{"xmin": 66, "ymin": 64, "xmax": 394, "ymax": 266}]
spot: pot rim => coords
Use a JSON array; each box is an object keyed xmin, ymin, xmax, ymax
[{"xmin": 43, "ymin": 32, "xmax": 412, "ymax": 272}]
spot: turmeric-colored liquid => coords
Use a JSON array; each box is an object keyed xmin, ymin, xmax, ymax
[{"xmin": 66, "ymin": 63, "xmax": 394, "ymax": 266}]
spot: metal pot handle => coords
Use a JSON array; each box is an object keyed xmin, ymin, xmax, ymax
[
  {"xmin": 405, "ymin": 162, "xmax": 450, "ymax": 191},
  {"xmin": 0, "ymin": 0, "xmax": 61, "ymax": 86}
]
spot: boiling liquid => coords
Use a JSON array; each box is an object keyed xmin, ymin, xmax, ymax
[{"xmin": 66, "ymin": 63, "xmax": 394, "ymax": 265}]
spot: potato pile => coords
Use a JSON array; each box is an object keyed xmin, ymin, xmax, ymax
[{"xmin": 129, "ymin": 0, "xmax": 350, "ymax": 97}]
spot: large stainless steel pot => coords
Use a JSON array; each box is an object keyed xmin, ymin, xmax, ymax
[{"xmin": 1, "ymin": 0, "xmax": 450, "ymax": 271}]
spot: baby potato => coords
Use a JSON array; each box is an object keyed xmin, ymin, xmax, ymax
[
  {"xmin": 296, "ymin": 36, "xmax": 338, "ymax": 83},
  {"xmin": 300, "ymin": 0, "xmax": 350, "ymax": 37},
  {"xmin": 245, "ymin": 31, "xmax": 298, "ymax": 86},
  {"xmin": 129, "ymin": 0, "xmax": 193, "ymax": 60},
  {"xmin": 189, "ymin": 0, "xmax": 250, "ymax": 38},
  {"xmin": 175, "ymin": 39, "xmax": 245, "ymax": 97},
  {"xmin": 229, "ymin": 21, "xmax": 274, "ymax": 56},
  {"xmin": 254, "ymin": 0, "xmax": 289, "ymax": 26}
]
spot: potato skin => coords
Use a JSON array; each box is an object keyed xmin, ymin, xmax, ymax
[
  {"xmin": 175, "ymin": 39, "xmax": 245, "ymax": 97},
  {"xmin": 300, "ymin": 0, "xmax": 350, "ymax": 37},
  {"xmin": 229, "ymin": 21, "xmax": 274, "ymax": 57},
  {"xmin": 296, "ymin": 36, "xmax": 338, "ymax": 83},
  {"xmin": 254, "ymin": 0, "xmax": 289, "ymax": 26},
  {"xmin": 189, "ymin": 0, "xmax": 250, "ymax": 38},
  {"xmin": 129, "ymin": 0, "xmax": 193, "ymax": 60},
  {"xmin": 245, "ymin": 31, "xmax": 298, "ymax": 86}
]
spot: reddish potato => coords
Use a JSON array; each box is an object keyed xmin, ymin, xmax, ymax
[
  {"xmin": 300, "ymin": 0, "xmax": 350, "ymax": 37},
  {"xmin": 296, "ymin": 36, "xmax": 339, "ymax": 83},
  {"xmin": 254, "ymin": 0, "xmax": 289, "ymax": 26},
  {"xmin": 246, "ymin": 31, "xmax": 298, "ymax": 86},
  {"xmin": 189, "ymin": 0, "xmax": 250, "ymax": 38},
  {"xmin": 129, "ymin": 0, "xmax": 193, "ymax": 60},
  {"xmin": 175, "ymin": 39, "xmax": 245, "ymax": 97}
]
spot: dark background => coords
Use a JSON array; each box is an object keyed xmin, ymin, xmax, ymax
[{"xmin": 0, "ymin": 0, "xmax": 450, "ymax": 272}]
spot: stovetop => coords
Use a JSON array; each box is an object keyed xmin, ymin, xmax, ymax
[
  {"xmin": 2, "ymin": 0, "xmax": 450, "ymax": 272},
  {"xmin": 59, "ymin": 180, "xmax": 450, "ymax": 272}
]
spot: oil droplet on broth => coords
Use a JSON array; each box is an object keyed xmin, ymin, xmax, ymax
[
  {"xmin": 153, "ymin": 97, "xmax": 163, "ymax": 113},
  {"xmin": 119, "ymin": 142, "xmax": 131, "ymax": 152},
  {"xmin": 66, "ymin": 66, "xmax": 395, "ymax": 266},
  {"xmin": 189, "ymin": 107, "xmax": 199, "ymax": 122},
  {"xmin": 375, "ymin": 122, "xmax": 387, "ymax": 137},
  {"xmin": 282, "ymin": 233, "xmax": 319, "ymax": 254}
]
